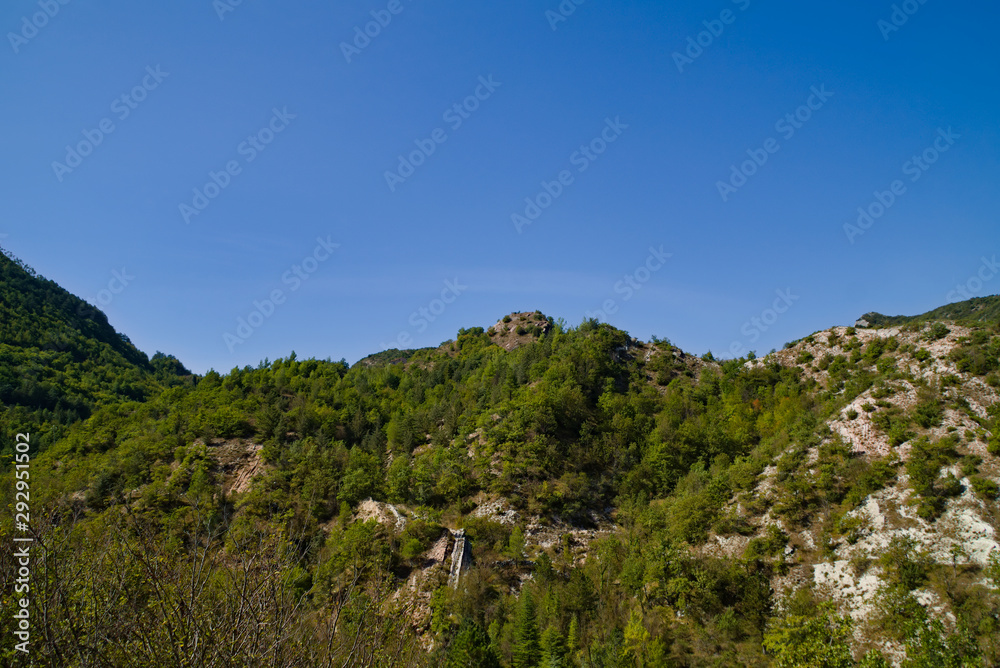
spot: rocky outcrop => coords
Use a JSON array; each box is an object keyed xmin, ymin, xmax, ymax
[{"xmin": 448, "ymin": 529, "xmax": 471, "ymax": 588}]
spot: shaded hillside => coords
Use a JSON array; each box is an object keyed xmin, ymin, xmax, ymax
[{"xmin": 0, "ymin": 248, "xmax": 189, "ymax": 452}]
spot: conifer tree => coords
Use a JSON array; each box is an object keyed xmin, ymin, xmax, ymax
[
  {"xmin": 512, "ymin": 593, "xmax": 542, "ymax": 668},
  {"xmin": 447, "ymin": 618, "xmax": 500, "ymax": 668},
  {"xmin": 540, "ymin": 625, "xmax": 567, "ymax": 667}
]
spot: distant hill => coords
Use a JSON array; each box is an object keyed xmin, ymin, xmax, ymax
[
  {"xmin": 354, "ymin": 348, "xmax": 418, "ymax": 368},
  {"xmin": 857, "ymin": 294, "xmax": 1000, "ymax": 328}
]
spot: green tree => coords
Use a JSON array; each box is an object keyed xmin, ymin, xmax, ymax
[
  {"xmin": 623, "ymin": 607, "xmax": 656, "ymax": 666},
  {"xmin": 902, "ymin": 619, "xmax": 982, "ymax": 668},
  {"xmin": 386, "ymin": 455, "xmax": 412, "ymax": 504},
  {"xmin": 763, "ymin": 604, "xmax": 854, "ymax": 668},
  {"xmin": 858, "ymin": 651, "xmax": 891, "ymax": 668},
  {"xmin": 447, "ymin": 618, "xmax": 500, "ymax": 668},
  {"xmin": 338, "ymin": 447, "xmax": 382, "ymax": 505},
  {"xmin": 566, "ymin": 614, "xmax": 580, "ymax": 656},
  {"xmin": 540, "ymin": 625, "xmax": 567, "ymax": 668},
  {"xmin": 507, "ymin": 525, "xmax": 526, "ymax": 560},
  {"xmin": 513, "ymin": 593, "xmax": 541, "ymax": 668}
]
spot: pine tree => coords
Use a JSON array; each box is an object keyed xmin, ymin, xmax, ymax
[
  {"xmin": 446, "ymin": 618, "xmax": 500, "ymax": 668},
  {"xmin": 623, "ymin": 608, "xmax": 651, "ymax": 666},
  {"xmin": 540, "ymin": 625, "xmax": 566, "ymax": 667},
  {"xmin": 566, "ymin": 614, "xmax": 580, "ymax": 656},
  {"xmin": 512, "ymin": 593, "xmax": 542, "ymax": 668}
]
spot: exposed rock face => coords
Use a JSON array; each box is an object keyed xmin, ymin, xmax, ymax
[
  {"xmin": 448, "ymin": 529, "xmax": 471, "ymax": 588},
  {"xmin": 356, "ymin": 498, "xmax": 408, "ymax": 531},
  {"xmin": 208, "ymin": 438, "xmax": 266, "ymax": 495}
]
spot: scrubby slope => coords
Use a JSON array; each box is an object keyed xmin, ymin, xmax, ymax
[{"xmin": 734, "ymin": 321, "xmax": 1000, "ymax": 662}]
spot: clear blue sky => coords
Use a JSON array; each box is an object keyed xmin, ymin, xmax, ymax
[{"xmin": 2, "ymin": 0, "xmax": 998, "ymax": 373}]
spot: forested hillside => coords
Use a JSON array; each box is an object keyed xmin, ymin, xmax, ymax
[
  {"xmin": 0, "ymin": 249, "xmax": 191, "ymax": 452},
  {"xmin": 1, "ymin": 251, "xmax": 999, "ymax": 667}
]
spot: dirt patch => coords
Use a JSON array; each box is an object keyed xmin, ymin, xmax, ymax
[{"xmin": 208, "ymin": 439, "xmax": 266, "ymax": 495}]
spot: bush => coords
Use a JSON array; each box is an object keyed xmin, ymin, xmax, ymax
[
  {"xmin": 876, "ymin": 356, "xmax": 897, "ymax": 375},
  {"xmin": 925, "ymin": 323, "xmax": 950, "ymax": 341},
  {"xmin": 744, "ymin": 525, "xmax": 788, "ymax": 560},
  {"xmin": 960, "ymin": 455, "xmax": 981, "ymax": 477},
  {"xmin": 950, "ymin": 339, "xmax": 1000, "ymax": 376},
  {"xmin": 970, "ymin": 476, "xmax": 999, "ymax": 501},
  {"xmin": 871, "ymin": 384, "xmax": 897, "ymax": 399},
  {"xmin": 938, "ymin": 473, "xmax": 964, "ymax": 497},
  {"xmin": 399, "ymin": 519, "xmax": 444, "ymax": 558},
  {"xmin": 878, "ymin": 536, "xmax": 932, "ymax": 590},
  {"xmin": 906, "ymin": 436, "xmax": 961, "ymax": 519},
  {"xmin": 912, "ymin": 391, "xmax": 944, "ymax": 429},
  {"xmin": 400, "ymin": 538, "xmax": 424, "ymax": 561},
  {"xmin": 836, "ymin": 514, "xmax": 869, "ymax": 544},
  {"xmin": 844, "ymin": 457, "xmax": 898, "ymax": 507},
  {"xmin": 940, "ymin": 374, "xmax": 961, "ymax": 387},
  {"xmin": 462, "ymin": 516, "xmax": 511, "ymax": 556}
]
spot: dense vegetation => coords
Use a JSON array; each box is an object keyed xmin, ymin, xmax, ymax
[
  {"xmin": 0, "ymin": 250, "xmax": 192, "ymax": 452},
  {"xmin": 1, "ymin": 250, "xmax": 999, "ymax": 666}
]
